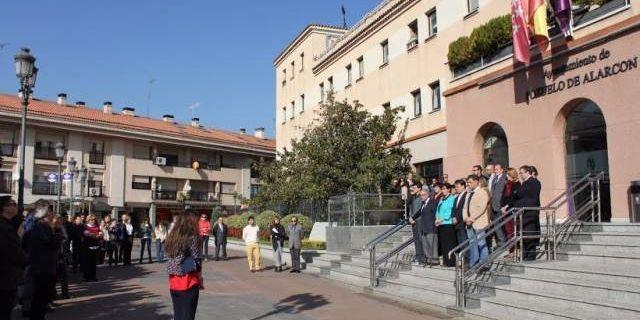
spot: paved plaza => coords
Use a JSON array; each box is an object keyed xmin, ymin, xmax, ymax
[{"xmin": 26, "ymin": 248, "xmax": 457, "ymax": 320}]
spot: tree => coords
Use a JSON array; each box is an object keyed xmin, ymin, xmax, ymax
[{"xmin": 252, "ymin": 94, "xmax": 411, "ymax": 210}]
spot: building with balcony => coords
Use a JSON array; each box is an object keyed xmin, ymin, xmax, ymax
[
  {"xmin": 275, "ymin": 0, "xmax": 640, "ymax": 221},
  {"xmin": 0, "ymin": 94, "xmax": 275, "ymax": 225}
]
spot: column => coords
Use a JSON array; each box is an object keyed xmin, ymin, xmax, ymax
[{"xmin": 149, "ymin": 203, "xmax": 157, "ymax": 228}]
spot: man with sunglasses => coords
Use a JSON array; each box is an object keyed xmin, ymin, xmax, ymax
[
  {"xmin": 0, "ymin": 196, "xmax": 27, "ymax": 319},
  {"xmin": 287, "ymin": 217, "xmax": 304, "ymax": 273}
]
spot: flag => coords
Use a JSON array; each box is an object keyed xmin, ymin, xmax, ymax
[
  {"xmin": 512, "ymin": 0, "xmax": 531, "ymax": 63},
  {"xmin": 530, "ymin": 0, "xmax": 550, "ymax": 52},
  {"xmin": 554, "ymin": 0, "xmax": 574, "ymax": 39}
]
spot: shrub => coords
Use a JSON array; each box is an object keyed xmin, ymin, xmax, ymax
[
  {"xmin": 256, "ymin": 210, "xmax": 281, "ymax": 230},
  {"xmin": 282, "ymin": 213, "xmax": 313, "ymax": 233},
  {"xmin": 225, "ymin": 214, "xmax": 244, "ymax": 229},
  {"xmin": 447, "ymin": 36, "xmax": 476, "ymax": 71},
  {"xmin": 448, "ymin": 14, "xmax": 511, "ymax": 71}
]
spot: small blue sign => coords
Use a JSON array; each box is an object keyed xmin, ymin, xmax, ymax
[
  {"xmin": 63, "ymin": 172, "xmax": 73, "ymax": 181},
  {"xmin": 47, "ymin": 173, "xmax": 58, "ymax": 183}
]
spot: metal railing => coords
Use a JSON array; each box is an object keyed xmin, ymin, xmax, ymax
[
  {"xmin": 328, "ymin": 193, "xmax": 406, "ymax": 226},
  {"xmin": 448, "ymin": 172, "xmax": 604, "ymax": 308},
  {"xmin": 364, "ymin": 219, "xmax": 409, "ymax": 287}
]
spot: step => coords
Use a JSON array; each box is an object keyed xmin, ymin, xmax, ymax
[
  {"xmin": 557, "ymin": 242, "xmax": 640, "ymax": 257},
  {"xmin": 375, "ymin": 277, "xmax": 457, "ymax": 309},
  {"xmin": 471, "ymin": 274, "xmax": 640, "ymax": 320},
  {"xmin": 498, "ymin": 260, "xmax": 640, "ymax": 287},
  {"xmin": 320, "ymin": 265, "xmax": 371, "ymax": 288},
  {"xmin": 579, "ymin": 222, "xmax": 640, "ymax": 233},
  {"xmin": 555, "ymin": 251, "xmax": 640, "ymax": 266},
  {"xmin": 488, "ymin": 269, "xmax": 640, "ymax": 306},
  {"xmin": 567, "ymin": 232, "xmax": 640, "ymax": 246}
]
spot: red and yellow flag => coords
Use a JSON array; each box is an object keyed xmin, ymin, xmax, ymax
[
  {"xmin": 512, "ymin": 0, "xmax": 550, "ymax": 64},
  {"xmin": 530, "ymin": 0, "xmax": 550, "ymax": 51}
]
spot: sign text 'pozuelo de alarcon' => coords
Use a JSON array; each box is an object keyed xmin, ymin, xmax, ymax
[{"xmin": 526, "ymin": 49, "xmax": 638, "ymax": 100}]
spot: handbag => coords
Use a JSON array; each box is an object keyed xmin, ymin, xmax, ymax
[{"xmin": 180, "ymin": 248, "xmax": 197, "ymax": 274}]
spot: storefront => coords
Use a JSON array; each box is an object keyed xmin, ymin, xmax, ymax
[{"xmin": 444, "ymin": 16, "xmax": 640, "ymax": 222}]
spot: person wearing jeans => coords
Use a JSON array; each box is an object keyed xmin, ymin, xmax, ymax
[
  {"xmin": 242, "ymin": 217, "xmax": 261, "ymax": 272},
  {"xmin": 139, "ymin": 219, "xmax": 153, "ymax": 264},
  {"xmin": 155, "ymin": 221, "xmax": 168, "ymax": 262},
  {"xmin": 198, "ymin": 214, "xmax": 211, "ymax": 261},
  {"xmin": 462, "ymin": 175, "xmax": 491, "ymax": 268}
]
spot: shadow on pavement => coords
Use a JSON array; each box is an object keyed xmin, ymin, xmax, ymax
[{"xmin": 249, "ymin": 293, "xmax": 330, "ymax": 320}]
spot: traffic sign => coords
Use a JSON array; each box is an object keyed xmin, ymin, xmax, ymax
[{"xmin": 47, "ymin": 173, "xmax": 58, "ymax": 183}]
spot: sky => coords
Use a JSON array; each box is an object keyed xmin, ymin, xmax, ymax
[{"xmin": 0, "ymin": 0, "xmax": 379, "ymax": 138}]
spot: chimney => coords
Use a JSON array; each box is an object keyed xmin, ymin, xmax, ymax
[
  {"xmin": 75, "ymin": 101, "xmax": 86, "ymax": 107},
  {"xmin": 122, "ymin": 106, "xmax": 135, "ymax": 116},
  {"xmin": 57, "ymin": 93, "xmax": 67, "ymax": 105},
  {"xmin": 191, "ymin": 117, "xmax": 200, "ymax": 127},
  {"xmin": 254, "ymin": 127, "xmax": 265, "ymax": 139},
  {"xmin": 162, "ymin": 114, "xmax": 174, "ymax": 122},
  {"xmin": 239, "ymin": 128, "xmax": 246, "ymax": 135},
  {"xmin": 103, "ymin": 101, "xmax": 113, "ymax": 114}
]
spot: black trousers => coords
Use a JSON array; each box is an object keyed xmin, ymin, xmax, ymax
[
  {"xmin": 200, "ymin": 236, "xmax": 209, "ymax": 259},
  {"xmin": 0, "ymin": 289, "xmax": 16, "ymax": 320},
  {"xmin": 71, "ymin": 240, "xmax": 81, "ymax": 272},
  {"xmin": 215, "ymin": 242, "xmax": 227, "ymax": 260},
  {"xmin": 438, "ymin": 225, "xmax": 458, "ymax": 267},
  {"xmin": 31, "ymin": 274, "xmax": 55, "ymax": 320},
  {"xmin": 170, "ymin": 286, "xmax": 199, "ymax": 320},
  {"xmin": 119, "ymin": 239, "xmax": 132, "ymax": 265},
  {"xmin": 139, "ymin": 238, "xmax": 152, "ymax": 263},
  {"xmin": 83, "ymin": 247, "xmax": 99, "ymax": 281},
  {"xmin": 290, "ymin": 248, "xmax": 301, "ymax": 271},
  {"xmin": 107, "ymin": 241, "xmax": 119, "ymax": 266},
  {"xmin": 522, "ymin": 211, "xmax": 541, "ymax": 260},
  {"xmin": 412, "ymin": 220, "xmax": 425, "ymax": 263},
  {"xmin": 56, "ymin": 261, "xmax": 69, "ymax": 298}
]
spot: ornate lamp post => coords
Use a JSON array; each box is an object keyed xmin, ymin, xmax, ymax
[
  {"xmin": 14, "ymin": 48, "xmax": 37, "ymax": 214},
  {"xmin": 54, "ymin": 141, "xmax": 65, "ymax": 215},
  {"xmin": 67, "ymin": 158, "xmax": 76, "ymax": 217}
]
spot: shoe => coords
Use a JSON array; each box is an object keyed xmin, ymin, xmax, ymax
[
  {"xmin": 215, "ymin": 258, "xmax": 219, "ymax": 261},
  {"xmin": 294, "ymin": 270, "xmax": 301, "ymax": 273},
  {"xmin": 251, "ymin": 270, "xmax": 255, "ymax": 273}
]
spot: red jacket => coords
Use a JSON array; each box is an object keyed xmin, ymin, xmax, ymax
[{"xmin": 198, "ymin": 220, "xmax": 211, "ymax": 236}]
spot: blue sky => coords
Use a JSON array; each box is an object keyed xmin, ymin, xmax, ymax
[{"xmin": 0, "ymin": 0, "xmax": 379, "ymax": 138}]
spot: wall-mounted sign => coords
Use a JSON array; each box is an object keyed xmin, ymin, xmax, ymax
[
  {"xmin": 47, "ymin": 173, "xmax": 58, "ymax": 183},
  {"xmin": 63, "ymin": 172, "xmax": 73, "ymax": 181},
  {"xmin": 526, "ymin": 49, "xmax": 638, "ymax": 100}
]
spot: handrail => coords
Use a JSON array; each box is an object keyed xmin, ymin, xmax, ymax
[{"xmin": 366, "ymin": 218, "xmax": 409, "ymax": 287}]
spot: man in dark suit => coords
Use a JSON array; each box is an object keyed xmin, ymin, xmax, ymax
[
  {"xmin": 453, "ymin": 179, "xmax": 468, "ymax": 245},
  {"xmin": 489, "ymin": 164, "xmax": 507, "ymax": 248},
  {"xmin": 408, "ymin": 183, "xmax": 425, "ymax": 263},
  {"xmin": 411, "ymin": 189, "xmax": 439, "ymax": 266},
  {"xmin": 513, "ymin": 165, "xmax": 542, "ymax": 261},
  {"xmin": 212, "ymin": 217, "xmax": 228, "ymax": 261}
]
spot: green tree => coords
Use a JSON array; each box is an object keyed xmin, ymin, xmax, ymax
[{"xmin": 252, "ymin": 94, "xmax": 411, "ymax": 210}]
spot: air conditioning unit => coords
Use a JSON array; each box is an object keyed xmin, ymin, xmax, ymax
[
  {"xmin": 89, "ymin": 187, "xmax": 101, "ymax": 197},
  {"xmin": 154, "ymin": 156, "xmax": 167, "ymax": 166}
]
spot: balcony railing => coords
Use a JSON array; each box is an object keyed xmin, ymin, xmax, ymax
[
  {"xmin": 34, "ymin": 147, "xmax": 60, "ymax": 161},
  {"xmin": 190, "ymin": 191, "xmax": 217, "ymax": 202},
  {"xmin": 89, "ymin": 151, "xmax": 105, "ymax": 165},
  {"xmin": 155, "ymin": 190, "xmax": 177, "ymax": 200},
  {"xmin": 1, "ymin": 143, "xmax": 16, "ymax": 157},
  {"xmin": 0, "ymin": 179, "xmax": 11, "ymax": 194},
  {"xmin": 32, "ymin": 181, "xmax": 58, "ymax": 195}
]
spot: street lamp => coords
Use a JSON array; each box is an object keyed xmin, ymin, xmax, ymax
[
  {"xmin": 67, "ymin": 158, "xmax": 76, "ymax": 217},
  {"xmin": 14, "ymin": 48, "xmax": 37, "ymax": 215},
  {"xmin": 54, "ymin": 142, "xmax": 65, "ymax": 215}
]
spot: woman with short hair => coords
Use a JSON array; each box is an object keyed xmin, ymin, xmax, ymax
[
  {"xmin": 165, "ymin": 213, "xmax": 203, "ymax": 320},
  {"xmin": 83, "ymin": 214, "xmax": 103, "ymax": 282},
  {"xmin": 270, "ymin": 218, "xmax": 286, "ymax": 272}
]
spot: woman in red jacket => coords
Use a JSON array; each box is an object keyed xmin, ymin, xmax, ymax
[
  {"xmin": 166, "ymin": 213, "xmax": 203, "ymax": 320},
  {"xmin": 197, "ymin": 214, "xmax": 211, "ymax": 261}
]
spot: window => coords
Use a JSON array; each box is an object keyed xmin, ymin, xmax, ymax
[
  {"xmin": 430, "ymin": 81, "xmax": 441, "ymax": 111},
  {"xmin": 32, "ymin": 169, "xmax": 57, "ymax": 195},
  {"xmin": 88, "ymin": 141, "xmax": 104, "ymax": 165},
  {"xmin": 290, "ymin": 61, "xmax": 295, "ymax": 79},
  {"xmin": 0, "ymin": 127, "xmax": 16, "ymax": 157},
  {"xmin": 132, "ymin": 176, "xmax": 151, "ymax": 190},
  {"xmin": 300, "ymin": 94, "xmax": 305, "ymax": 113},
  {"xmin": 220, "ymin": 154, "xmax": 237, "ymax": 168},
  {"xmin": 327, "ymin": 77, "xmax": 333, "ymax": 92},
  {"xmin": 34, "ymin": 133, "xmax": 65, "ymax": 160},
  {"xmin": 319, "ymin": 83, "xmax": 325, "ymax": 102},
  {"xmin": 300, "ymin": 52, "xmax": 304, "ymax": 71},
  {"xmin": 381, "ymin": 40, "xmax": 389, "ymax": 65},
  {"xmin": 290, "ymin": 101, "xmax": 295, "ymax": 119},
  {"xmin": 282, "ymin": 69, "xmax": 287, "ymax": 86},
  {"xmin": 427, "ymin": 9, "xmax": 438, "ymax": 36},
  {"xmin": 157, "ymin": 153, "xmax": 178, "ymax": 166},
  {"xmin": 346, "ymin": 64, "xmax": 352, "ymax": 86},
  {"xmin": 282, "ymin": 106, "xmax": 287, "ymax": 123},
  {"xmin": 357, "ymin": 56, "xmax": 364, "ymax": 79},
  {"xmin": 408, "ymin": 20, "xmax": 419, "ymax": 49},
  {"xmin": 468, "ymin": 0, "xmax": 479, "ymax": 13},
  {"xmin": 483, "ymin": 124, "xmax": 509, "ymax": 167},
  {"xmin": 220, "ymin": 182, "xmax": 236, "ymax": 194},
  {"xmin": 412, "ymin": 89, "xmax": 422, "ymax": 116},
  {"xmin": 88, "ymin": 172, "xmax": 103, "ymax": 195},
  {"xmin": 133, "ymin": 144, "xmax": 152, "ymax": 160},
  {"xmin": 0, "ymin": 171, "xmax": 11, "ymax": 194}
]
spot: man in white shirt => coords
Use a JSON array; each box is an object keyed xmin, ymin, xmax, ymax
[{"xmin": 242, "ymin": 216, "xmax": 261, "ymax": 272}]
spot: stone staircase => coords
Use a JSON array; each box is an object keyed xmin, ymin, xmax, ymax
[{"xmin": 302, "ymin": 222, "xmax": 640, "ymax": 320}]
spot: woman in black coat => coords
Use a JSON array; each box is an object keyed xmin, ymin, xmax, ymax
[{"xmin": 270, "ymin": 218, "xmax": 287, "ymax": 272}]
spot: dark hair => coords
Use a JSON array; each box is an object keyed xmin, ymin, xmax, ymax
[
  {"xmin": 435, "ymin": 182, "xmax": 444, "ymax": 189},
  {"xmin": 0, "ymin": 196, "xmax": 12, "ymax": 212},
  {"xmin": 519, "ymin": 165, "xmax": 532, "ymax": 174},
  {"xmin": 248, "ymin": 216, "xmax": 254, "ymax": 221},
  {"xmin": 473, "ymin": 165, "xmax": 482, "ymax": 171},
  {"xmin": 165, "ymin": 214, "xmax": 198, "ymax": 258},
  {"xmin": 454, "ymin": 179, "xmax": 467, "ymax": 187},
  {"xmin": 530, "ymin": 165, "xmax": 538, "ymax": 176},
  {"xmin": 442, "ymin": 183, "xmax": 453, "ymax": 191},
  {"xmin": 412, "ymin": 182, "xmax": 422, "ymax": 189},
  {"xmin": 467, "ymin": 175, "xmax": 479, "ymax": 182}
]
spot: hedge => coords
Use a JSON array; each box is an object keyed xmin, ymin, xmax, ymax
[
  {"xmin": 447, "ymin": 15, "xmax": 511, "ymax": 71},
  {"xmin": 255, "ymin": 210, "xmax": 281, "ymax": 230},
  {"xmin": 281, "ymin": 213, "xmax": 313, "ymax": 233}
]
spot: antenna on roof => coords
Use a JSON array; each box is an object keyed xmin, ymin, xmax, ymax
[
  {"xmin": 145, "ymin": 79, "xmax": 155, "ymax": 117},
  {"xmin": 188, "ymin": 102, "xmax": 200, "ymax": 119},
  {"xmin": 341, "ymin": 5, "xmax": 347, "ymax": 28}
]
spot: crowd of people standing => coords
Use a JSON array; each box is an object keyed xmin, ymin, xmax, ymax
[{"xmin": 403, "ymin": 163, "xmax": 542, "ymax": 270}]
